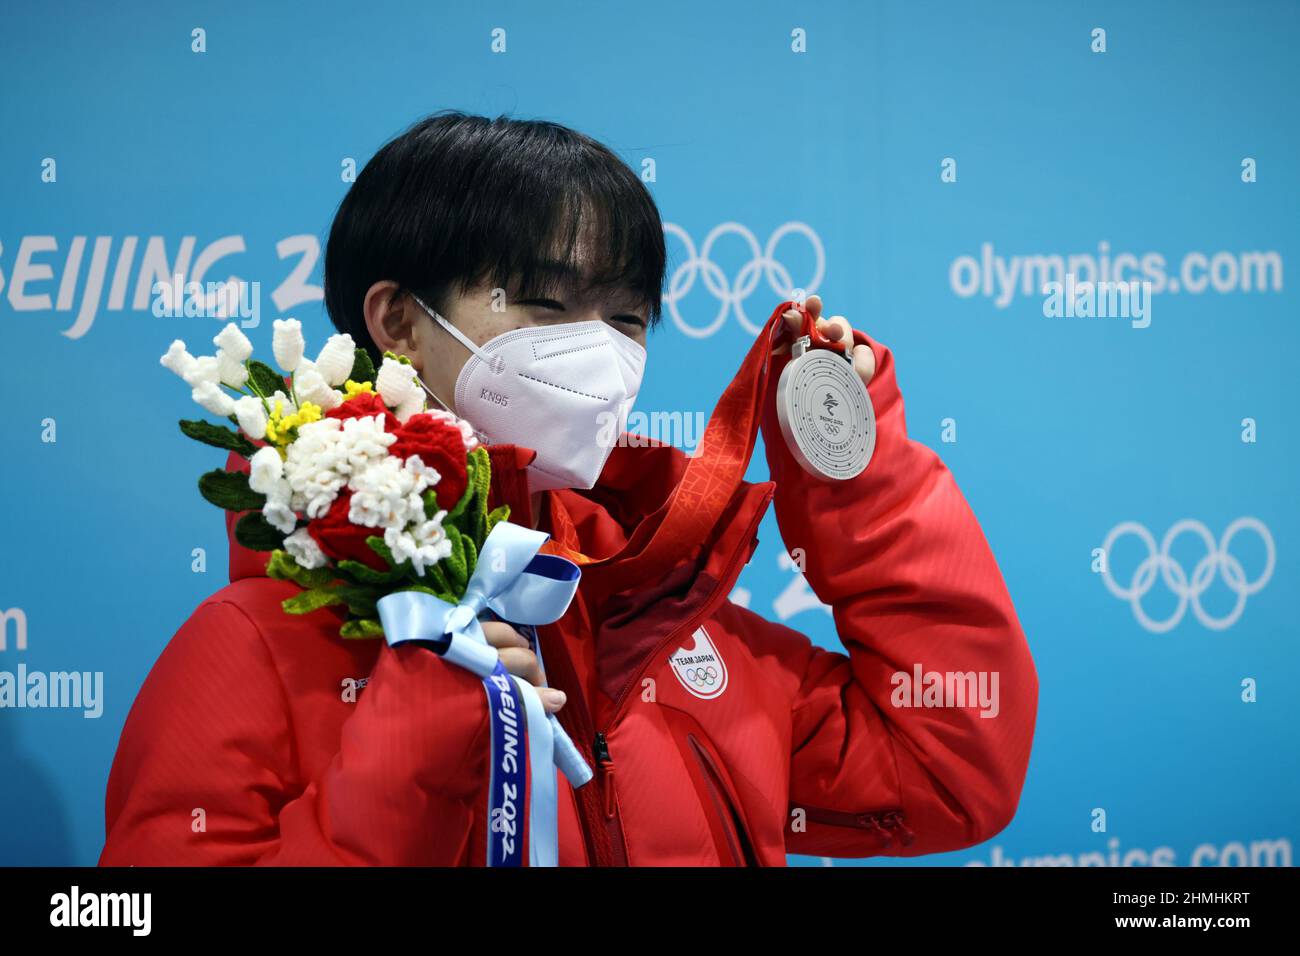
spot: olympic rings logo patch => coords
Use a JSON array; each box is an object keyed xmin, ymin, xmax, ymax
[
  {"xmin": 669, "ymin": 626, "xmax": 729, "ymax": 700},
  {"xmin": 1100, "ymin": 518, "xmax": 1275, "ymax": 632}
]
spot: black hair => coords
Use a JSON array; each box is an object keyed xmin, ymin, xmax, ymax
[{"xmin": 324, "ymin": 110, "xmax": 666, "ymax": 365}]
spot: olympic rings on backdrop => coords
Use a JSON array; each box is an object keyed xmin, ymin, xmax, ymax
[
  {"xmin": 664, "ymin": 222, "xmax": 825, "ymax": 338},
  {"xmin": 1101, "ymin": 518, "xmax": 1275, "ymax": 632}
]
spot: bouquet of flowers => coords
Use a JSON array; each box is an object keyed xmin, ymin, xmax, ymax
[{"xmin": 160, "ymin": 319, "xmax": 509, "ymax": 639}]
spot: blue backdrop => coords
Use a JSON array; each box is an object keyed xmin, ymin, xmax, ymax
[{"xmin": 1, "ymin": 0, "xmax": 1295, "ymax": 867}]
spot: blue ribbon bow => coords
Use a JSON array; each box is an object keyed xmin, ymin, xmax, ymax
[{"xmin": 376, "ymin": 520, "xmax": 593, "ymax": 867}]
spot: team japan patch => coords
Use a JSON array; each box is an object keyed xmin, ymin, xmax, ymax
[{"xmin": 669, "ymin": 626, "xmax": 728, "ymax": 700}]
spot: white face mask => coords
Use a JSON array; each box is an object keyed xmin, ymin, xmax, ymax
[{"xmin": 411, "ymin": 294, "xmax": 647, "ymax": 494}]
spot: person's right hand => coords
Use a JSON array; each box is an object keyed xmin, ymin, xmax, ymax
[{"xmin": 481, "ymin": 621, "xmax": 568, "ymax": 714}]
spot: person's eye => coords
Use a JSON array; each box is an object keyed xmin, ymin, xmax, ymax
[{"xmin": 610, "ymin": 314, "xmax": 646, "ymax": 329}]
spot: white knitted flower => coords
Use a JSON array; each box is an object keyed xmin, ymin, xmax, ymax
[
  {"xmin": 385, "ymin": 512, "xmax": 452, "ymax": 577},
  {"xmin": 403, "ymin": 454, "xmax": 442, "ymax": 487},
  {"xmin": 347, "ymin": 455, "xmax": 427, "ymax": 530},
  {"xmin": 182, "ymin": 355, "xmax": 222, "ymax": 388},
  {"xmin": 216, "ymin": 349, "xmax": 249, "ymax": 389},
  {"xmin": 376, "ymin": 356, "xmax": 419, "ymax": 408},
  {"xmin": 235, "ymin": 395, "xmax": 267, "ymax": 442},
  {"xmin": 413, "ymin": 510, "xmax": 451, "ymax": 549},
  {"xmin": 382, "ymin": 527, "xmax": 416, "ymax": 570},
  {"xmin": 272, "ymin": 318, "xmax": 305, "ymax": 372},
  {"xmin": 233, "ymin": 397, "xmax": 268, "ymax": 440},
  {"xmin": 314, "ymin": 332, "xmax": 357, "ymax": 387},
  {"xmin": 264, "ymin": 479, "xmax": 292, "ymax": 507},
  {"xmin": 247, "ymin": 446, "xmax": 284, "ymax": 492},
  {"xmin": 192, "ymin": 380, "xmax": 236, "ymax": 417},
  {"xmin": 263, "ymin": 500, "xmax": 298, "ymax": 535},
  {"xmin": 394, "ymin": 388, "xmax": 424, "ymax": 423},
  {"xmin": 293, "ymin": 364, "xmax": 341, "ymax": 411},
  {"xmin": 282, "ymin": 418, "xmax": 348, "ymax": 518},
  {"xmin": 269, "ymin": 389, "xmax": 297, "ymax": 415},
  {"xmin": 334, "ymin": 414, "xmax": 397, "ymax": 474},
  {"xmin": 160, "ymin": 340, "xmax": 198, "ymax": 381},
  {"xmin": 213, "ymin": 323, "xmax": 253, "ymax": 363},
  {"xmin": 283, "ymin": 527, "xmax": 327, "ymax": 569}
]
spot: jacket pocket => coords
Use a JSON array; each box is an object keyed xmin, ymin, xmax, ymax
[
  {"xmin": 659, "ymin": 705, "xmax": 763, "ymax": 866},
  {"xmin": 796, "ymin": 805, "xmax": 917, "ymax": 849},
  {"xmin": 686, "ymin": 733, "xmax": 760, "ymax": 866}
]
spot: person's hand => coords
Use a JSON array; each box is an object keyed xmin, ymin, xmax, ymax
[
  {"xmin": 772, "ymin": 294, "xmax": 876, "ymax": 386},
  {"xmin": 481, "ymin": 620, "xmax": 567, "ymax": 714}
]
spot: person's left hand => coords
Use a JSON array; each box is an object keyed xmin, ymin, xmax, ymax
[{"xmin": 772, "ymin": 294, "xmax": 876, "ymax": 386}]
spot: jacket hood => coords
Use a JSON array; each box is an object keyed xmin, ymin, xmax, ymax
[{"xmin": 224, "ymin": 436, "xmax": 774, "ymax": 602}]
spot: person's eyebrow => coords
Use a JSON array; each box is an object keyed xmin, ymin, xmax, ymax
[{"xmin": 514, "ymin": 260, "xmax": 592, "ymax": 299}]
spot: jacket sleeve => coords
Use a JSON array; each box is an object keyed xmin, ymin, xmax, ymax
[
  {"xmin": 98, "ymin": 598, "xmax": 489, "ymax": 866},
  {"xmin": 759, "ymin": 336, "xmax": 1038, "ymax": 858}
]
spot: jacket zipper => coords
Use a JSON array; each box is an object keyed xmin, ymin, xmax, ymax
[
  {"xmin": 798, "ymin": 805, "xmax": 917, "ymax": 849},
  {"xmin": 539, "ymin": 628, "xmax": 626, "ymax": 866},
  {"xmin": 553, "ymin": 486, "xmax": 774, "ymax": 866},
  {"xmin": 592, "ymin": 730, "xmax": 627, "ymax": 864}
]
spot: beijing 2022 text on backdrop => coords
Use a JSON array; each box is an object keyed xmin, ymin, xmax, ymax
[{"xmin": 1, "ymin": 0, "xmax": 1296, "ymax": 867}]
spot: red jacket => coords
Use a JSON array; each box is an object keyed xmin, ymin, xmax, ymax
[{"xmin": 99, "ymin": 336, "xmax": 1037, "ymax": 866}]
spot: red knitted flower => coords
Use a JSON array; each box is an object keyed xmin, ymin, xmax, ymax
[
  {"xmin": 390, "ymin": 413, "xmax": 470, "ymax": 510},
  {"xmin": 306, "ymin": 491, "xmax": 389, "ymax": 572},
  {"xmin": 325, "ymin": 391, "xmax": 400, "ymax": 432}
]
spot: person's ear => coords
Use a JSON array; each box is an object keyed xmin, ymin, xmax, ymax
[{"xmin": 362, "ymin": 281, "xmax": 420, "ymax": 365}]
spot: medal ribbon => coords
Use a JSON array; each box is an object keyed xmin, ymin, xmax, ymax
[
  {"xmin": 579, "ymin": 300, "xmax": 816, "ymax": 596},
  {"xmin": 375, "ymin": 521, "xmax": 593, "ymax": 867}
]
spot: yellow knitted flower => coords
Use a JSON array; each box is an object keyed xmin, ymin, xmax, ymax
[
  {"xmin": 342, "ymin": 379, "xmax": 375, "ymax": 399},
  {"xmin": 265, "ymin": 398, "xmax": 323, "ymax": 455}
]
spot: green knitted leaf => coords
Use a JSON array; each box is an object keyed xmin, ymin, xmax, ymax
[
  {"xmin": 348, "ymin": 348, "xmax": 376, "ymax": 386},
  {"xmin": 282, "ymin": 587, "xmax": 345, "ymax": 615},
  {"xmin": 445, "ymin": 448, "xmax": 484, "ymax": 523},
  {"xmin": 469, "ymin": 445, "xmax": 492, "ymax": 543},
  {"xmin": 442, "ymin": 524, "xmax": 469, "ymax": 593},
  {"xmin": 462, "ymin": 531, "xmax": 478, "ymax": 580},
  {"xmin": 332, "ymin": 584, "xmax": 378, "ymax": 618},
  {"xmin": 234, "ymin": 511, "xmax": 285, "ymax": 552},
  {"xmin": 468, "ymin": 444, "xmax": 491, "ymax": 487},
  {"xmin": 339, "ymin": 618, "xmax": 386, "ymax": 640},
  {"xmin": 446, "ymin": 445, "xmax": 492, "ymax": 547},
  {"xmin": 266, "ymin": 550, "xmax": 337, "ymax": 590},
  {"xmin": 336, "ymin": 558, "xmax": 404, "ymax": 587},
  {"xmin": 485, "ymin": 504, "xmax": 510, "ymax": 535},
  {"xmin": 400, "ymin": 583, "xmax": 460, "ymax": 605},
  {"xmin": 198, "ymin": 469, "xmax": 265, "ymax": 511},
  {"xmin": 364, "ymin": 535, "xmax": 399, "ymax": 573},
  {"xmin": 179, "ymin": 419, "xmax": 257, "ymax": 458},
  {"xmin": 411, "ymin": 552, "xmax": 454, "ymax": 595},
  {"xmin": 422, "ymin": 487, "xmax": 440, "ymax": 521},
  {"xmin": 247, "ymin": 360, "xmax": 288, "ymax": 399}
]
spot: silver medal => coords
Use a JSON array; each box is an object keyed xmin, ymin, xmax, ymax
[{"xmin": 775, "ymin": 334, "xmax": 875, "ymax": 480}]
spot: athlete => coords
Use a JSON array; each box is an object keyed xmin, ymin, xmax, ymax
[{"xmin": 100, "ymin": 111, "xmax": 1038, "ymax": 865}]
